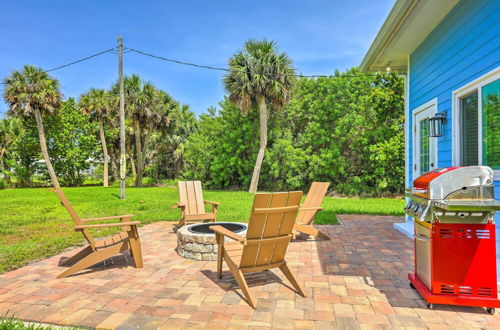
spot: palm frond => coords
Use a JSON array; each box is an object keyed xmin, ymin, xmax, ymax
[
  {"xmin": 223, "ymin": 39, "xmax": 296, "ymax": 114},
  {"xmin": 3, "ymin": 66, "xmax": 61, "ymax": 118}
]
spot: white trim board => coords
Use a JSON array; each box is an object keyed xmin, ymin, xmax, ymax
[
  {"xmin": 412, "ymin": 97, "xmax": 439, "ymax": 179},
  {"xmin": 452, "ymin": 67, "xmax": 500, "ymax": 180}
]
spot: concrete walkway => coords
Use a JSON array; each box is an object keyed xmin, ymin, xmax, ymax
[{"xmin": 0, "ymin": 216, "xmax": 499, "ymax": 329}]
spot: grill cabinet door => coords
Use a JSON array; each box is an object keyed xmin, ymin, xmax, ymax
[
  {"xmin": 431, "ymin": 223, "xmax": 497, "ymax": 298},
  {"xmin": 415, "ymin": 222, "xmax": 431, "ymax": 289}
]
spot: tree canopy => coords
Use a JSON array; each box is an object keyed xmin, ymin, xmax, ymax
[{"xmin": 0, "ymin": 67, "xmax": 404, "ymax": 196}]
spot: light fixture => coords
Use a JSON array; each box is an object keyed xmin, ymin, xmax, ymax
[{"xmin": 429, "ymin": 111, "xmax": 447, "ymax": 137}]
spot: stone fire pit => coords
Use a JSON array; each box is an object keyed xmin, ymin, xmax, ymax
[{"xmin": 176, "ymin": 222, "xmax": 247, "ymax": 261}]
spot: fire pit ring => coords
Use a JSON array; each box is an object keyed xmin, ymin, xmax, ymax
[
  {"xmin": 176, "ymin": 222, "xmax": 247, "ymax": 261},
  {"xmin": 188, "ymin": 222, "xmax": 246, "ymax": 234}
]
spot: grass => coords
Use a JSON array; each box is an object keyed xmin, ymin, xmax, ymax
[
  {"xmin": 0, "ymin": 312, "xmax": 80, "ymax": 329},
  {"xmin": 0, "ymin": 185, "xmax": 404, "ymax": 273}
]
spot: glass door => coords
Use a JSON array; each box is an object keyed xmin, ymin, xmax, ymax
[{"xmin": 414, "ymin": 104, "xmax": 437, "ymax": 178}]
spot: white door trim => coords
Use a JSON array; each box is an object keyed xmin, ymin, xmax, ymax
[{"xmin": 413, "ymin": 98, "xmax": 438, "ymax": 179}]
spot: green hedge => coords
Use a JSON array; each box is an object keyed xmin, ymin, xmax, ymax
[{"xmin": 183, "ymin": 69, "xmax": 404, "ymax": 196}]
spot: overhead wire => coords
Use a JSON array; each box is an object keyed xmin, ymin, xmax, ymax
[
  {"xmin": 0, "ymin": 44, "xmax": 388, "ymax": 90},
  {"xmin": 0, "ymin": 44, "xmax": 389, "ymax": 115},
  {"xmin": 0, "ymin": 47, "xmax": 117, "ymax": 85},
  {"xmin": 125, "ymin": 47, "xmax": 381, "ymax": 78},
  {"xmin": 45, "ymin": 47, "xmax": 117, "ymax": 73}
]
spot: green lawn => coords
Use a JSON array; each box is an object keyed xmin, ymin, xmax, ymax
[
  {"xmin": 0, "ymin": 186, "xmax": 404, "ymax": 273},
  {"xmin": 0, "ymin": 313, "xmax": 80, "ymax": 330}
]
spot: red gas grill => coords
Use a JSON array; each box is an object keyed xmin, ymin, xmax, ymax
[{"xmin": 405, "ymin": 166, "xmax": 500, "ymax": 313}]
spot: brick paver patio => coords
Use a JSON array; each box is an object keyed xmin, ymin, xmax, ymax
[{"xmin": 1, "ymin": 215, "xmax": 500, "ymax": 329}]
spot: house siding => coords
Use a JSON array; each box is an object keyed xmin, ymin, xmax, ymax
[{"xmin": 407, "ymin": 0, "xmax": 500, "ymax": 244}]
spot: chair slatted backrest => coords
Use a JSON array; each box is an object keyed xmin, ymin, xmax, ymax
[
  {"xmin": 239, "ymin": 191, "xmax": 302, "ymax": 269},
  {"xmin": 178, "ymin": 181, "xmax": 206, "ymax": 215},
  {"xmin": 53, "ymin": 189, "xmax": 96, "ymax": 249},
  {"xmin": 296, "ymin": 182, "xmax": 330, "ymax": 225}
]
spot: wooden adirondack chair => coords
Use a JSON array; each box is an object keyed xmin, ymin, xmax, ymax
[
  {"xmin": 210, "ymin": 191, "xmax": 305, "ymax": 308},
  {"xmin": 53, "ymin": 188, "xmax": 143, "ymax": 279},
  {"xmin": 294, "ymin": 182, "xmax": 331, "ymax": 240},
  {"xmin": 173, "ymin": 181, "xmax": 219, "ymax": 228}
]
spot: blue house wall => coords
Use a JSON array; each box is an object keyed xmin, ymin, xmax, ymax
[
  {"xmin": 408, "ymin": 0, "xmax": 499, "ymax": 181},
  {"xmin": 407, "ymin": 0, "xmax": 500, "ymax": 260}
]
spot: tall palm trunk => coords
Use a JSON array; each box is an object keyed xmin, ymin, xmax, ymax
[
  {"xmin": 129, "ymin": 153, "xmax": 137, "ymax": 177},
  {"xmin": 108, "ymin": 148, "xmax": 118, "ymax": 181},
  {"xmin": 249, "ymin": 95, "xmax": 268, "ymax": 193},
  {"xmin": 133, "ymin": 117, "xmax": 143, "ymax": 187},
  {"xmin": 142, "ymin": 131, "xmax": 151, "ymax": 170},
  {"xmin": 2, "ymin": 160, "xmax": 11, "ymax": 184},
  {"xmin": 97, "ymin": 117, "xmax": 109, "ymax": 187},
  {"xmin": 34, "ymin": 108, "xmax": 60, "ymax": 189},
  {"xmin": 0, "ymin": 150, "xmax": 11, "ymax": 184}
]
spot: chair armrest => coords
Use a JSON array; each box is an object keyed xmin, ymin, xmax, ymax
[
  {"xmin": 172, "ymin": 203, "xmax": 185, "ymax": 209},
  {"xmin": 81, "ymin": 214, "xmax": 134, "ymax": 222},
  {"xmin": 75, "ymin": 221, "xmax": 141, "ymax": 229},
  {"xmin": 210, "ymin": 225, "xmax": 246, "ymax": 244},
  {"xmin": 204, "ymin": 200, "xmax": 219, "ymax": 206},
  {"xmin": 299, "ymin": 206, "xmax": 323, "ymax": 211}
]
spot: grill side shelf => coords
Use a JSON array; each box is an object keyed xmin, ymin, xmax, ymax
[{"xmin": 434, "ymin": 200, "xmax": 500, "ymax": 211}]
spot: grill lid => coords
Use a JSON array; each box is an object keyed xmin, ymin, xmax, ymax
[{"xmin": 412, "ymin": 166, "xmax": 494, "ymax": 200}]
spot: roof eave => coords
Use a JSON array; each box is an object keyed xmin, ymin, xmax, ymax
[{"xmin": 360, "ymin": 0, "xmax": 417, "ymax": 72}]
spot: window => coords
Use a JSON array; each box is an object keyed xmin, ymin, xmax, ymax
[
  {"xmin": 460, "ymin": 92, "xmax": 479, "ymax": 166},
  {"xmin": 420, "ymin": 118, "xmax": 430, "ymax": 173},
  {"xmin": 482, "ymin": 79, "xmax": 500, "ymax": 169},
  {"xmin": 453, "ymin": 68, "xmax": 500, "ymax": 176}
]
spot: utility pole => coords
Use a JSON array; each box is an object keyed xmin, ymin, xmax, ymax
[{"xmin": 118, "ymin": 36, "xmax": 126, "ymax": 199}]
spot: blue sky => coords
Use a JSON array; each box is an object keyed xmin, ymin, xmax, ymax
[{"xmin": 0, "ymin": 0, "xmax": 394, "ymax": 115}]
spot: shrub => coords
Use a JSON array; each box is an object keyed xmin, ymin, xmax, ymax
[{"xmin": 183, "ymin": 69, "xmax": 404, "ymax": 196}]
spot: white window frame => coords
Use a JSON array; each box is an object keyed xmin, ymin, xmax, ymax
[
  {"xmin": 413, "ymin": 98, "xmax": 438, "ymax": 179},
  {"xmin": 452, "ymin": 67, "xmax": 500, "ymax": 180}
]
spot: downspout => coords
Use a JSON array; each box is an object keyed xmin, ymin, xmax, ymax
[
  {"xmin": 393, "ymin": 55, "xmax": 413, "ymax": 237},
  {"xmin": 404, "ymin": 55, "xmax": 410, "ymax": 222},
  {"xmin": 396, "ymin": 56, "xmax": 410, "ymax": 222}
]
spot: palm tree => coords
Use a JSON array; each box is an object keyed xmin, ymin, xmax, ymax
[
  {"xmin": 149, "ymin": 103, "xmax": 196, "ymax": 179},
  {"xmin": 3, "ymin": 65, "xmax": 62, "ymax": 188},
  {"xmin": 0, "ymin": 117, "xmax": 20, "ymax": 183},
  {"xmin": 224, "ymin": 39, "xmax": 296, "ymax": 192},
  {"xmin": 113, "ymin": 75, "xmax": 170, "ymax": 187},
  {"xmin": 79, "ymin": 88, "xmax": 112, "ymax": 187}
]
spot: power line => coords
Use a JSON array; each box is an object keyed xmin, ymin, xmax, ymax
[
  {"xmin": 126, "ymin": 47, "xmax": 231, "ymax": 73},
  {"xmin": 125, "ymin": 47, "xmax": 381, "ymax": 78},
  {"xmin": 0, "ymin": 47, "xmax": 116, "ymax": 85},
  {"xmin": 0, "ymin": 44, "xmax": 387, "ymax": 88},
  {"xmin": 45, "ymin": 47, "xmax": 116, "ymax": 72}
]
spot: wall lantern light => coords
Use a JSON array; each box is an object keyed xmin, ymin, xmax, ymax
[{"xmin": 429, "ymin": 111, "xmax": 447, "ymax": 137}]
